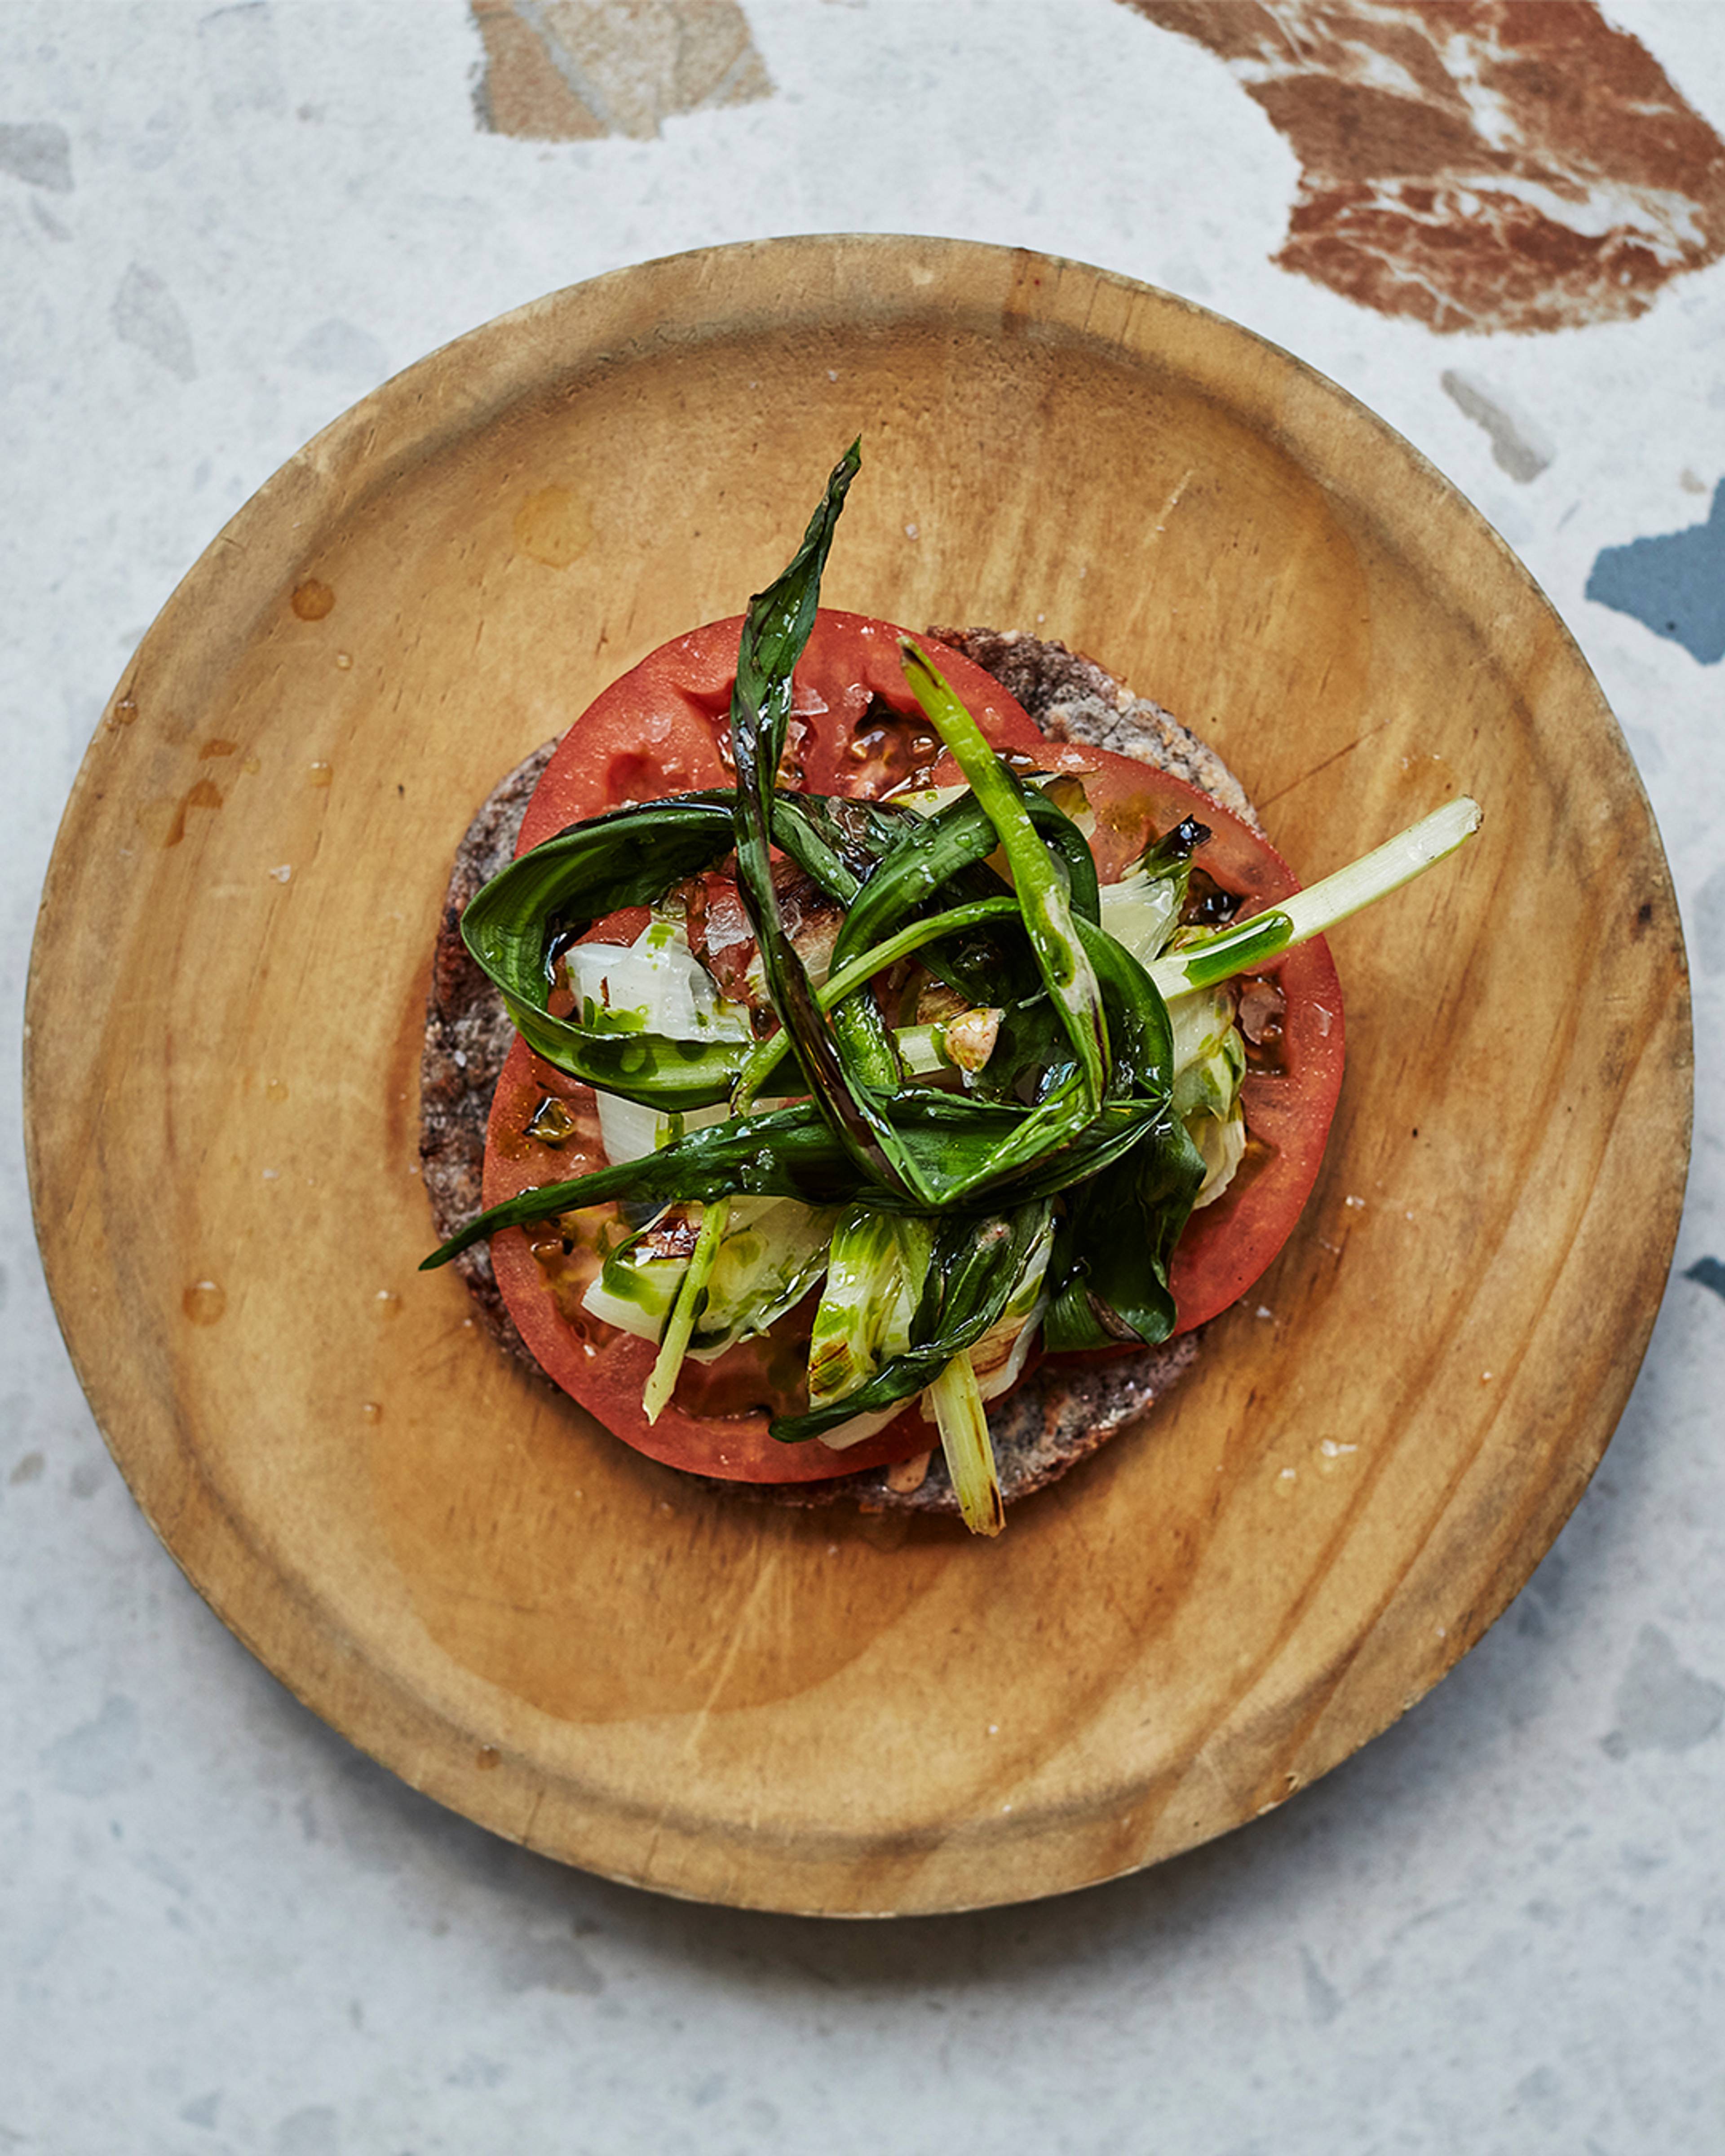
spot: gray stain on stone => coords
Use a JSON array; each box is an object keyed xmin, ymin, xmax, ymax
[
  {"xmin": 0, "ymin": 122, "xmax": 73, "ymax": 192},
  {"xmin": 131, "ymin": 99, "xmax": 190, "ymax": 173},
  {"xmin": 446, "ymin": 2054, "xmax": 506, "ymax": 2089},
  {"xmin": 42, "ymin": 1694, "xmax": 141, "ymax": 1797},
  {"xmin": 272, "ymin": 2106, "xmax": 339, "ymax": 2156},
  {"xmin": 1685, "ymin": 1255, "xmax": 1725, "ymax": 1297},
  {"xmin": 1587, "ymin": 482, "xmax": 1725, "ymax": 663},
  {"xmin": 1441, "ymin": 370, "xmax": 1553, "ymax": 482},
  {"xmin": 112, "ymin": 265, "xmax": 197, "ymax": 381},
  {"xmin": 289, "ymin": 317, "xmax": 390, "ymax": 385},
  {"xmin": 1692, "ymin": 862, "xmax": 1725, "ymax": 976},
  {"xmin": 496, "ymin": 1934, "xmax": 606, "ymax": 1996},
  {"xmin": 1511, "ymin": 2065, "xmax": 1567, "ymax": 2131},
  {"xmin": 1298, "ymin": 1943, "xmax": 1342, "ymax": 2025},
  {"xmin": 1601, "ymin": 1626, "xmax": 1725, "ymax": 1757},
  {"xmin": 200, "ymin": 3, "xmax": 286, "ymax": 122}
]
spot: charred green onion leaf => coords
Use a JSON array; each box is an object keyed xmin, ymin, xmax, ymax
[{"xmin": 728, "ymin": 441, "xmax": 907, "ymax": 1191}]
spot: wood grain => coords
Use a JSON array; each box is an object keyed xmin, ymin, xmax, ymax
[{"xmin": 25, "ymin": 237, "xmax": 1690, "ymax": 1915}]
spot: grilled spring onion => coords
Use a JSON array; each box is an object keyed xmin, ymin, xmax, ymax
[{"xmin": 425, "ymin": 444, "xmax": 1482, "ymax": 1533}]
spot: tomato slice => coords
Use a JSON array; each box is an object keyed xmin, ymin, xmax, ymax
[
  {"xmin": 481, "ymin": 611, "xmax": 1344, "ymax": 1482},
  {"xmin": 516, "ymin": 610, "xmax": 1048, "ymax": 850},
  {"xmin": 1068, "ymin": 758, "xmax": 1345, "ymax": 1333}
]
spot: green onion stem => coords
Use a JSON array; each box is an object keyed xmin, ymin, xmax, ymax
[
  {"xmin": 710, "ymin": 898, "xmax": 1018, "ymax": 1109},
  {"xmin": 928, "ymin": 1351, "xmax": 1004, "ymax": 1538},
  {"xmin": 816, "ymin": 896, "xmax": 1019, "ymax": 1011},
  {"xmin": 641, "ymin": 1195, "xmax": 729, "ymax": 1424},
  {"xmin": 900, "ymin": 641, "xmax": 1109, "ymax": 1111},
  {"xmin": 1146, "ymin": 797, "xmax": 1482, "ymax": 1002},
  {"xmin": 647, "ymin": 993, "xmax": 793, "ymax": 1418}
]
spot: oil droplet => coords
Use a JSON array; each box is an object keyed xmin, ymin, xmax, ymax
[
  {"xmin": 183, "ymin": 1280, "xmax": 227, "ymax": 1326},
  {"xmin": 334, "ymin": 651, "xmax": 353, "ymax": 670},
  {"xmin": 513, "ymin": 485, "xmax": 594, "ymax": 569},
  {"xmin": 199, "ymin": 738, "xmax": 237, "ymax": 760},
  {"xmin": 526, "ymin": 1096, "xmax": 577, "ymax": 1145},
  {"xmin": 360, "ymin": 1401, "xmax": 382, "ymax": 1423},
  {"xmin": 265, "ymin": 1078, "xmax": 289, "ymax": 1102},
  {"xmin": 291, "ymin": 578, "xmax": 336, "ymax": 621},
  {"xmin": 109, "ymin": 693, "xmax": 139, "ymax": 729},
  {"xmin": 373, "ymin": 1290, "xmax": 400, "ymax": 1320},
  {"xmin": 308, "ymin": 761, "xmax": 332, "ymax": 788},
  {"xmin": 475, "ymin": 1745, "xmax": 501, "ymax": 1772}
]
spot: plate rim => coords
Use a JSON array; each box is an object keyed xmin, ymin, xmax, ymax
[{"xmin": 26, "ymin": 233, "xmax": 1694, "ymax": 1916}]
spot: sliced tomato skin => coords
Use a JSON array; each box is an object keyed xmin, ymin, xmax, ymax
[
  {"xmin": 482, "ymin": 611, "xmax": 1345, "ymax": 1480},
  {"xmin": 516, "ymin": 611, "xmax": 1048, "ymax": 850}
]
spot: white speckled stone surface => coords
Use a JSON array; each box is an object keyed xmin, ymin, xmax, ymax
[{"xmin": 4, "ymin": 4, "xmax": 1723, "ymax": 2149}]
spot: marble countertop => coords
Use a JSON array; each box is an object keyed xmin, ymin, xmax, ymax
[{"xmin": 4, "ymin": 3, "xmax": 1722, "ymax": 2149}]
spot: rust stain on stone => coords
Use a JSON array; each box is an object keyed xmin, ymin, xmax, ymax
[
  {"xmin": 470, "ymin": 0, "xmax": 773, "ymax": 142},
  {"xmin": 1125, "ymin": 0, "xmax": 1725, "ymax": 333}
]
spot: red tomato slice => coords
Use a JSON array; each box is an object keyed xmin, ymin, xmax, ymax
[
  {"xmin": 515, "ymin": 611, "xmax": 1048, "ymax": 849},
  {"xmin": 481, "ymin": 610, "xmax": 1344, "ymax": 1482}
]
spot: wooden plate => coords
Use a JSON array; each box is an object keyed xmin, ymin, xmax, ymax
[{"xmin": 27, "ymin": 238, "xmax": 1690, "ymax": 1916}]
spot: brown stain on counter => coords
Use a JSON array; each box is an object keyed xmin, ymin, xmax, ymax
[{"xmin": 1126, "ymin": 0, "xmax": 1725, "ymax": 333}]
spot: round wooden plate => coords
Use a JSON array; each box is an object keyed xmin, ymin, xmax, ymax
[{"xmin": 27, "ymin": 238, "xmax": 1690, "ymax": 1916}]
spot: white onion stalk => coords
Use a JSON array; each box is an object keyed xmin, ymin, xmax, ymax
[
  {"xmin": 929, "ymin": 1352, "xmax": 1004, "ymax": 1538},
  {"xmin": 1147, "ymin": 798, "xmax": 1482, "ymax": 1001}
]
